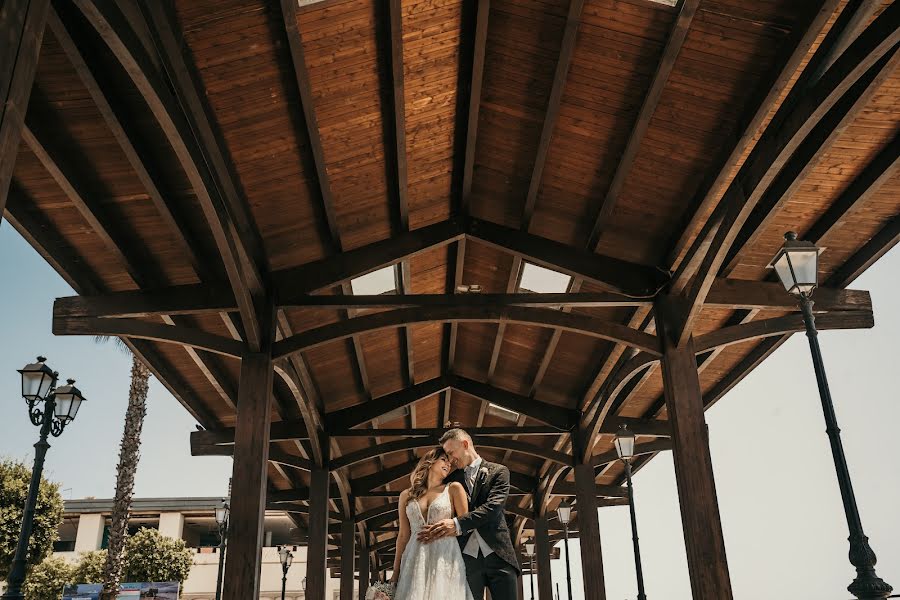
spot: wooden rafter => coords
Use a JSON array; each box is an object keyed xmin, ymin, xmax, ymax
[
  {"xmin": 460, "ymin": 0, "xmax": 489, "ymax": 211},
  {"xmin": 75, "ymin": 0, "xmax": 265, "ymax": 351},
  {"xmin": 585, "ymin": 0, "xmax": 700, "ymax": 250},
  {"xmin": 521, "ymin": 0, "xmax": 584, "ymax": 230},
  {"xmin": 672, "ymin": 5, "xmax": 900, "ymax": 345},
  {"xmin": 272, "ymin": 305, "xmax": 662, "ymax": 360}
]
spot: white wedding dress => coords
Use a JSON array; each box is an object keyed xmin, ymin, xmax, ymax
[{"xmin": 394, "ymin": 486, "xmax": 474, "ymax": 600}]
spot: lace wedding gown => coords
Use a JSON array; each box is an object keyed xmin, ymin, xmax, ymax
[{"xmin": 394, "ymin": 486, "xmax": 474, "ymax": 600}]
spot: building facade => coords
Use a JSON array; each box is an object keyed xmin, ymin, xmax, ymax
[{"xmin": 55, "ymin": 497, "xmax": 341, "ymax": 600}]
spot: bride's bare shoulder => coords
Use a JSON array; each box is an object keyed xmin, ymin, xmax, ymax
[
  {"xmin": 447, "ymin": 481, "xmax": 465, "ymax": 495},
  {"xmin": 398, "ymin": 488, "xmax": 410, "ymax": 503}
]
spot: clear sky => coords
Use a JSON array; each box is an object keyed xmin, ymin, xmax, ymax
[{"xmin": 0, "ymin": 221, "xmax": 898, "ymax": 599}]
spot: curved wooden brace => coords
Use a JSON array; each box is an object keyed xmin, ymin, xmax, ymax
[
  {"xmin": 331, "ymin": 435, "xmax": 572, "ymax": 470},
  {"xmin": 273, "ymin": 360, "xmax": 325, "ymax": 467},
  {"xmin": 693, "ymin": 310, "xmax": 874, "ymax": 353},
  {"xmin": 53, "ymin": 316, "xmax": 246, "ymax": 357},
  {"xmin": 268, "ymin": 447, "xmax": 313, "ymax": 472},
  {"xmin": 354, "ymin": 504, "xmax": 397, "ymax": 524},
  {"xmin": 272, "ymin": 305, "xmax": 661, "ymax": 359}
]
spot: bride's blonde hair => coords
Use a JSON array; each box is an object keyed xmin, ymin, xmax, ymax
[{"xmin": 407, "ymin": 447, "xmax": 448, "ymax": 502}]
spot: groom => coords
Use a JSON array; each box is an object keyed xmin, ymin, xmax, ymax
[{"xmin": 417, "ymin": 428, "xmax": 520, "ymax": 600}]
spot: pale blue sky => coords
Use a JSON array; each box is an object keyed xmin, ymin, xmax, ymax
[{"xmin": 1, "ymin": 221, "xmax": 898, "ymax": 599}]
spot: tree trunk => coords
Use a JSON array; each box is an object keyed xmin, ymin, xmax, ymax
[{"xmin": 101, "ymin": 356, "xmax": 151, "ymax": 599}]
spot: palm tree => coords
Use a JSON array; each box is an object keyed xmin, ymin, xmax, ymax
[{"xmin": 96, "ymin": 339, "xmax": 151, "ymax": 600}]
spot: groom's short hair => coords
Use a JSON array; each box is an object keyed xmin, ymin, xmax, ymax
[{"xmin": 439, "ymin": 428, "xmax": 471, "ymax": 445}]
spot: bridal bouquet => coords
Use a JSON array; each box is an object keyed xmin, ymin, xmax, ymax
[{"xmin": 365, "ymin": 581, "xmax": 395, "ymax": 600}]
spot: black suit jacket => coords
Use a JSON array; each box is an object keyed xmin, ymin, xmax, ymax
[{"xmin": 445, "ymin": 460, "xmax": 520, "ymax": 573}]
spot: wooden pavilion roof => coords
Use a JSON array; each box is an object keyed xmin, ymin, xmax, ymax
[{"xmin": 4, "ymin": 0, "xmax": 899, "ymax": 574}]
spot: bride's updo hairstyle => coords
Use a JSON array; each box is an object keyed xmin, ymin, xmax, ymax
[{"xmin": 407, "ymin": 447, "xmax": 448, "ymax": 503}]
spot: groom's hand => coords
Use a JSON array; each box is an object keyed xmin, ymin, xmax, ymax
[{"xmin": 417, "ymin": 518, "xmax": 456, "ymax": 543}]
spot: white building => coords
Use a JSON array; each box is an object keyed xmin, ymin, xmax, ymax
[{"xmin": 54, "ymin": 497, "xmax": 344, "ymax": 600}]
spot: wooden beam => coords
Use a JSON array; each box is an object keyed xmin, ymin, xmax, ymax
[
  {"xmin": 460, "ymin": 0, "xmax": 489, "ymax": 211},
  {"xmin": 573, "ymin": 463, "xmax": 606, "ymax": 600},
  {"xmin": 673, "ymin": 6, "xmax": 900, "ymax": 344},
  {"xmin": 666, "ymin": 0, "xmax": 842, "ymax": 272},
  {"xmin": 340, "ymin": 520, "xmax": 355, "ymax": 600},
  {"xmin": 353, "ymin": 505, "xmax": 396, "ymax": 524},
  {"xmin": 586, "ymin": 0, "xmax": 700, "ymax": 251},
  {"xmin": 275, "ymin": 218, "xmax": 465, "ymax": 297},
  {"xmin": 660, "ymin": 333, "xmax": 733, "ymax": 599},
  {"xmin": 47, "ymin": 5, "xmax": 207, "ymax": 280},
  {"xmin": 467, "ymin": 218, "xmax": 666, "ymax": 296},
  {"xmin": 705, "ymin": 279, "xmax": 871, "ymax": 312},
  {"xmin": 551, "ymin": 481, "xmax": 627, "ymax": 499},
  {"xmin": 829, "ymin": 213, "xmax": 900, "ymax": 289},
  {"xmin": 324, "ymin": 376, "xmax": 449, "ymax": 430},
  {"xmin": 805, "ymin": 132, "xmax": 900, "ymax": 246},
  {"xmin": 52, "ymin": 316, "xmax": 246, "ymax": 358},
  {"xmin": 350, "ymin": 459, "xmax": 420, "ymax": 495},
  {"xmin": 521, "ymin": 0, "xmax": 584, "ymax": 230},
  {"xmin": 0, "ymin": 0, "xmax": 49, "ymax": 218},
  {"xmin": 76, "ymin": 0, "xmax": 264, "ymax": 351},
  {"xmin": 445, "ymin": 239, "xmax": 466, "ymax": 373},
  {"xmin": 449, "ymin": 374, "xmax": 576, "ymax": 431},
  {"xmin": 722, "ymin": 48, "xmax": 900, "ymax": 275},
  {"xmin": 273, "ymin": 305, "xmax": 660, "ymax": 360},
  {"xmin": 535, "ymin": 516, "xmax": 553, "ymax": 600},
  {"xmin": 306, "ymin": 468, "xmax": 331, "ymax": 600},
  {"xmin": 52, "ymin": 285, "xmax": 235, "ymax": 319},
  {"xmin": 598, "ymin": 417, "xmax": 671, "ymax": 438},
  {"xmin": 590, "ymin": 440, "xmax": 673, "ymax": 469},
  {"xmin": 333, "ymin": 426, "xmax": 563, "ymax": 437},
  {"xmin": 221, "ymin": 352, "xmax": 274, "ymax": 600},
  {"xmin": 191, "ymin": 421, "xmax": 308, "ymax": 447},
  {"xmin": 693, "ymin": 311, "xmax": 874, "ymax": 353}
]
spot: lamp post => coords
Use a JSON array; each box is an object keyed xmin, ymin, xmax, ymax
[
  {"xmin": 302, "ymin": 575, "xmax": 307, "ymax": 596},
  {"xmin": 770, "ymin": 232, "xmax": 892, "ymax": 600},
  {"xmin": 214, "ymin": 500, "xmax": 229, "ymax": 600},
  {"xmin": 3, "ymin": 357, "xmax": 85, "ymax": 600},
  {"xmin": 278, "ymin": 546, "xmax": 294, "ymax": 600},
  {"xmin": 524, "ymin": 539, "xmax": 536, "ymax": 600},
  {"xmin": 556, "ymin": 500, "xmax": 573, "ymax": 600},
  {"xmin": 615, "ymin": 424, "xmax": 647, "ymax": 600}
]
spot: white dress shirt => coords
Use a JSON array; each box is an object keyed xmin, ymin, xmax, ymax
[{"xmin": 453, "ymin": 456, "xmax": 494, "ymax": 558}]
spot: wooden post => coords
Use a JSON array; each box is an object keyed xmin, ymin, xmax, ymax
[
  {"xmin": 535, "ymin": 515, "xmax": 553, "ymax": 600},
  {"xmin": 661, "ymin": 334, "xmax": 734, "ymax": 599},
  {"xmin": 357, "ymin": 547, "xmax": 370, "ymax": 600},
  {"xmin": 574, "ymin": 463, "xmax": 606, "ymax": 600},
  {"xmin": 341, "ymin": 520, "xmax": 356, "ymax": 600},
  {"xmin": 0, "ymin": 0, "xmax": 50, "ymax": 218},
  {"xmin": 307, "ymin": 467, "xmax": 331, "ymax": 600},
  {"xmin": 221, "ymin": 351, "xmax": 273, "ymax": 600},
  {"xmin": 516, "ymin": 565, "xmax": 525, "ymax": 600}
]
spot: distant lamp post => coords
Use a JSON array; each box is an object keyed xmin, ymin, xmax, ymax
[
  {"xmin": 278, "ymin": 546, "xmax": 294, "ymax": 600},
  {"xmin": 302, "ymin": 575, "xmax": 307, "ymax": 595},
  {"xmin": 771, "ymin": 232, "xmax": 892, "ymax": 600},
  {"xmin": 615, "ymin": 424, "xmax": 647, "ymax": 600},
  {"xmin": 556, "ymin": 500, "xmax": 573, "ymax": 600},
  {"xmin": 3, "ymin": 357, "xmax": 85, "ymax": 600},
  {"xmin": 524, "ymin": 539, "xmax": 536, "ymax": 600},
  {"xmin": 214, "ymin": 500, "xmax": 229, "ymax": 600}
]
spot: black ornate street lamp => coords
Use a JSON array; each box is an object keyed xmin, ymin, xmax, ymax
[
  {"xmin": 3, "ymin": 357, "xmax": 85, "ymax": 600},
  {"xmin": 278, "ymin": 546, "xmax": 294, "ymax": 600},
  {"xmin": 556, "ymin": 500, "xmax": 573, "ymax": 600},
  {"xmin": 771, "ymin": 232, "xmax": 892, "ymax": 600},
  {"xmin": 524, "ymin": 539, "xmax": 536, "ymax": 600},
  {"xmin": 615, "ymin": 424, "xmax": 647, "ymax": 600},
  {"xmin": 214, "ymin": 500, "xmax": 229, "ymax": 600}
]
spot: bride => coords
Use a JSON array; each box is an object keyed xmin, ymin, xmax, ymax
[{"xmin": 390, "ymin": 448, "xmax": 474, "ymax": 600}]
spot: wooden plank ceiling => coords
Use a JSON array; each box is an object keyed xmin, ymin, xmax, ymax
[{"xmin": 4, "ymin": 0, "xmax": 899, "ymax": 570}]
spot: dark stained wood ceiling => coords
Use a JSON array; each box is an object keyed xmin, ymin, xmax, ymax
[{"xmin": 3, "ymin": 0, "xmax": 899, "ymax": 574}]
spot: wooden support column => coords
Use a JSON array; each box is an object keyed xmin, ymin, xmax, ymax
[
  {"xmin": 357, "ymin": 548, "xmax": 370, "ymax": 600},
  {"xmin": 307, "ymin": 467, "xmax": 331, "ymax": 600},
  {"xmin": 574, "ymin": 463, "xmax": 606, "ymax": 600},
  {"xmin": 0, "ymin": 0, "xmax": 50, "ymax": 217},
  {"xmin": 516, "ymin": 566, "xmax": 525, "ymax": 600},
  {"xmin": 660, "ymin": 333, "xmax": 733, "ymax": 599},
  {"xmin": 222, "ymin": 351, "xmax": 274, "ymax": 600},
  {"xmin": 341, "ymin": 520, "xmax": 356, "ymax": 600},
  {"xmin": 535, "ymin": 515, "xmax": 553, "ymax": 600}
]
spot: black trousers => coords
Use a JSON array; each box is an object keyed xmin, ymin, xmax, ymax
[{"xmin": 463, "ymin": 552, "xmax": 518, "ymax": 600}]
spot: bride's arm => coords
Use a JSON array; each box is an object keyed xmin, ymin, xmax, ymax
[
  {"xmin": 391, "ymin": 489, "xmax": 412, "ymax": 584},
  {"xmin": 448, "ymin": 482, "xmax": 469, "ymax": 518}
]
